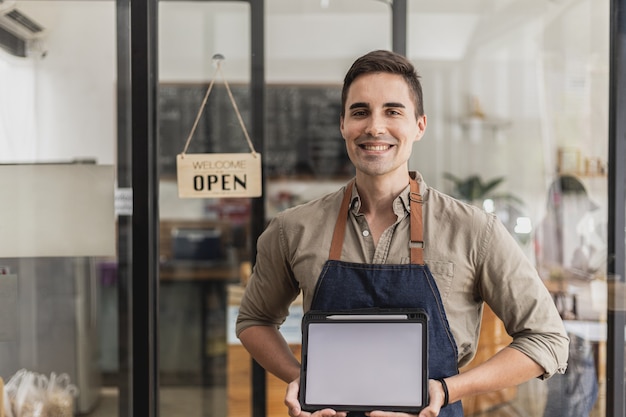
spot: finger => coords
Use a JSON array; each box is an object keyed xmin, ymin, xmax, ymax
[
  {"xmin": 417, "ymin": 405, "xmax": 440, "ymax": 417},
  {"xmin": 423, "ymin": 379, "xmax": 445, "ymax": 416},
  {"xmin": 284, "ymin": 380, "xmax": 303, "ymax": 417},
  {"xmin": 368, "ymin": 411, "xmax": 417, "ymax": 417},
  {"xmin": 314, "ymin": 408, "xmax": 343, "ymax": 417}
]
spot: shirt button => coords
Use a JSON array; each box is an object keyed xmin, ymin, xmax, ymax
[{"xmin": 362, "ymin": 230, "xmax": 370, "ymax": 237}]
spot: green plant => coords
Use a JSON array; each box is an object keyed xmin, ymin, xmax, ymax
[{"xmin": 443, "ymin": 173, "xmax": 523, "ymax": 205}]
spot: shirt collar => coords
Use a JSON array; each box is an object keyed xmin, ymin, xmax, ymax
[{"xmin": 348, "ymin": 171, "xmax": 428, "ymax": 215}]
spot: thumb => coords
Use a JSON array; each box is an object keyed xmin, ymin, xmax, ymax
[{"xmin": 285, "ymin": 379, "xmax": 302, "ymax": 416}]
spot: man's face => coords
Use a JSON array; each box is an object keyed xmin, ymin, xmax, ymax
[{"xmin": 340, "ymin": 72, "xmax": 426, "ymax": 178}]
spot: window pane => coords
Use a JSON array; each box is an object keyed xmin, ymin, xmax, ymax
[
  {"xmin": 0, "ymin": 1, "xmax": 121, "ymax": 417},
  {"xmin": 408, "ymin": 1, "xmax": 611, "ymax": 416},
  {"xmin": 158, "ymin": 2, "xmax": 250, "ymax": 417},
  {"xmin": 157, "ymin": 2, "xmax": 390, "ymax": 417}
]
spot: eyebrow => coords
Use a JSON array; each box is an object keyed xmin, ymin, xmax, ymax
[
  {"xmin": 349, "ymin": 102, "xmax": 369, "ymax": 110},
  {"xmin": 384, "ymin": 102, "xmax": 406, "ymax": 109},
  {"xmin": 348, "ymin": 102, "xmax": 406, "ymax": 110}
]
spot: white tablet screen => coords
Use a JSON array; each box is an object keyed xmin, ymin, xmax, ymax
[{"xmin": 301, "ymin": 317, "xmax": 426, "ymax": 411}]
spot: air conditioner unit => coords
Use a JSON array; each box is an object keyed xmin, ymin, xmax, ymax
[{"xmin": 0, "ymin": 1, "xmax": 45, "ymax": 41}]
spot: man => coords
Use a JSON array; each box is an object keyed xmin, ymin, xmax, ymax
[{"xmin": 236, "ymin": 50, "xmax": 569, "ymax": 417}]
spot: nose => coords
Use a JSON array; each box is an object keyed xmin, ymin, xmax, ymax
[{"xmin": 365, "ymin": 114, "xmax": 386, "ymax": 137}]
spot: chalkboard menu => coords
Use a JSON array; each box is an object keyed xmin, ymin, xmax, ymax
[{"xmin": 159, "ymin": 84, "xmax": 354, "ymax": 179}]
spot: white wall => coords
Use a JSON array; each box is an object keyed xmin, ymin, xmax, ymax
[
  {"xmin": 0, "ymin": 49, "xmax": 37, "ymax": 161},
  {"xmin": 4, "ymin": 1, "xmax": 117, "ymax": 165}
]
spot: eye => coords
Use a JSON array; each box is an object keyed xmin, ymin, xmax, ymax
[{"xmin": 351, "ymin": 109, "xmax": 368, "ymax": 117}]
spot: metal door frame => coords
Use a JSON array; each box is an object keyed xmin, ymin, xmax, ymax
[{"xmin": 120, "ymin": 0, "xmax": 626, "ymax": 415}]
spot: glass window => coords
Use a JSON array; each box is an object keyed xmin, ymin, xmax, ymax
[
  {"xmin": 407, "ymin": 1, "xmax": 612, "ymax": 416},
  {"xmin": 0, "ymin": 2, "xmax": 121, "ymax": 417}
]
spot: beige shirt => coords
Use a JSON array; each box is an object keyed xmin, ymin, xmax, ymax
[{"xmin": 236, "ymin": 172, "xmax": 569, "ymax": 378}]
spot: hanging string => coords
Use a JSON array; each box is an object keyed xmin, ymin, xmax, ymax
[
  {"xmin": 180, "ymin": 61, "xmax": 219, "ymax": 156},
  {"xmin": 180, "ymin": 53, "xmax": 258, "ymax": 158},
  {"xmin": 216, "ymin": 63, "xmax": 258, "ymax": 157}
]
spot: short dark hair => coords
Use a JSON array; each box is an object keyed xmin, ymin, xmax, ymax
[{"xmin": 341, "ymin": 50, "xmax": 424, "ymax": 118}]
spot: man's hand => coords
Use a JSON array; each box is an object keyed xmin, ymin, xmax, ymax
[
  {"xmin": 285, "ymin": 377, "xmax": 348, "ymax": 417},
  {"xmin": 418, "ymin": 378, "xmax": 448, "ymax": 416},
  {"xmin": 286, "ymin": 378, "xmax": 446, "ymax": 417}
]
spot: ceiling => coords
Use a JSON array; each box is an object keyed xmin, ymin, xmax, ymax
[
  {"xmin": 5, "ymin": 0, "xmax": 574, "ymax": 63},
  {"xmin": 266, "ymin": 0, "xmax": 500, "ymax": 14}
]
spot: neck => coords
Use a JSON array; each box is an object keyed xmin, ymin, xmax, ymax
[{"xmin": 355, "ymin": 170, "xmax": 411, "ymax": 216}]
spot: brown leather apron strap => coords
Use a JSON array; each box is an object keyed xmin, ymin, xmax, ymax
[
  {"xmin": 329, "ymin": 179, "xmax": 355, "ymax": 260},
  {"xmin": 329, "ymin": 177, "xmax": 425, "ymax": 265},
  {"xmin": 409, "ymin": 177, "xmax": 425, "ymax": 265}
]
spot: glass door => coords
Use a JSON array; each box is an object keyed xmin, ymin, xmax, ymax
[
  {"xmin": 155, "ymin": 1, "xmax": 624, "ymax": 416},
  {"xmin": 156, "ymin": 2, "xmax": 392, "ymax": 417},
  {"xmin": 157, "ymin": 2, "xmax": 252, "ymax": 417}
]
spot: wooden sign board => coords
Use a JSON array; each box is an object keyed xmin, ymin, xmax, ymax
[{"xmin": 176, "ymin": 153, "xmax": 262, "ymax": 198}]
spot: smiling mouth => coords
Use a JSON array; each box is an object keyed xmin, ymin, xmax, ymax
[{"xmin": 360, "ymin": 144, "xmax": 392, "ymax": 151}]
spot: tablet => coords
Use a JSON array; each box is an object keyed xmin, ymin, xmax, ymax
[{"xmin": 299, "ymin": 309, "xmax": 428, "ymax": 413}]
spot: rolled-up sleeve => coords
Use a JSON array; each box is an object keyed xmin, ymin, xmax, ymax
[
  {"xmin": 236, "ymin": 214, "xmax": 300, "ymax": 338},
  {"xmin": 479, "ymin": 215, "xmax": 569, "ymax": 379}
]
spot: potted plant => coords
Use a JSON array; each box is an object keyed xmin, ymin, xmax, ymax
[
  {"xmin": 443, "ymin": 173, "xmax": 529, "ymax": 245},
  {"xmin": 442, "ymin": 173, "xmax": 523, "ymax": 207}
]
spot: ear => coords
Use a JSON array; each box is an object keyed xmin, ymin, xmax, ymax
[
  {"xmin": 414, "ymin": 114, "xmax": 427, "ymax": 142},
  {"xmin": 340, "ymin": 115, "xmax": 346, "ymax": 138}
]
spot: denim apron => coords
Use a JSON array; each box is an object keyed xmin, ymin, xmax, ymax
[{"xmin": 310, "ymin": 177, "xmax": 464, "ymax": 416}]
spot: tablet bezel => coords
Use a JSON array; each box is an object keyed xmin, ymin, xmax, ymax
[{"xmin": 299, "ymin": 308, "xmax": 429, "ymax": 413}]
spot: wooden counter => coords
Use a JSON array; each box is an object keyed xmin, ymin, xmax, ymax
[
  {"xmin": 227, "ymin": 284, "xmax": 303, "ymax": 417},
  {"xmin": 460, "ymin": 304, "xmax": 516, "ymax": 415},
  {"xmin": 228, "ymin": 344, "xmax": 301, "ymax": 417},
  {"xmin": 160, "ymin": 262, "xmax": 240, "ymax": 282}
]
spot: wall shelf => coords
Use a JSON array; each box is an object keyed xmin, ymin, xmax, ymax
[{"xmin": 459, "ymin": 116, "xmax": 512, "ymax": 140}]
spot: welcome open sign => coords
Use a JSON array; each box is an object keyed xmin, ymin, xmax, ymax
[
  {"xmin": 176, "ymin": 153, "xmax": 262, "ymax": 198},
  {"xmin": 176, "ymin": 55, "xmax": 262, "ymax": 199}
]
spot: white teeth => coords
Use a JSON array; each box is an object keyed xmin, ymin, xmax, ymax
[{"xmin": 362, "ymin": 145, "xmax": 389, "ymax": 151}]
